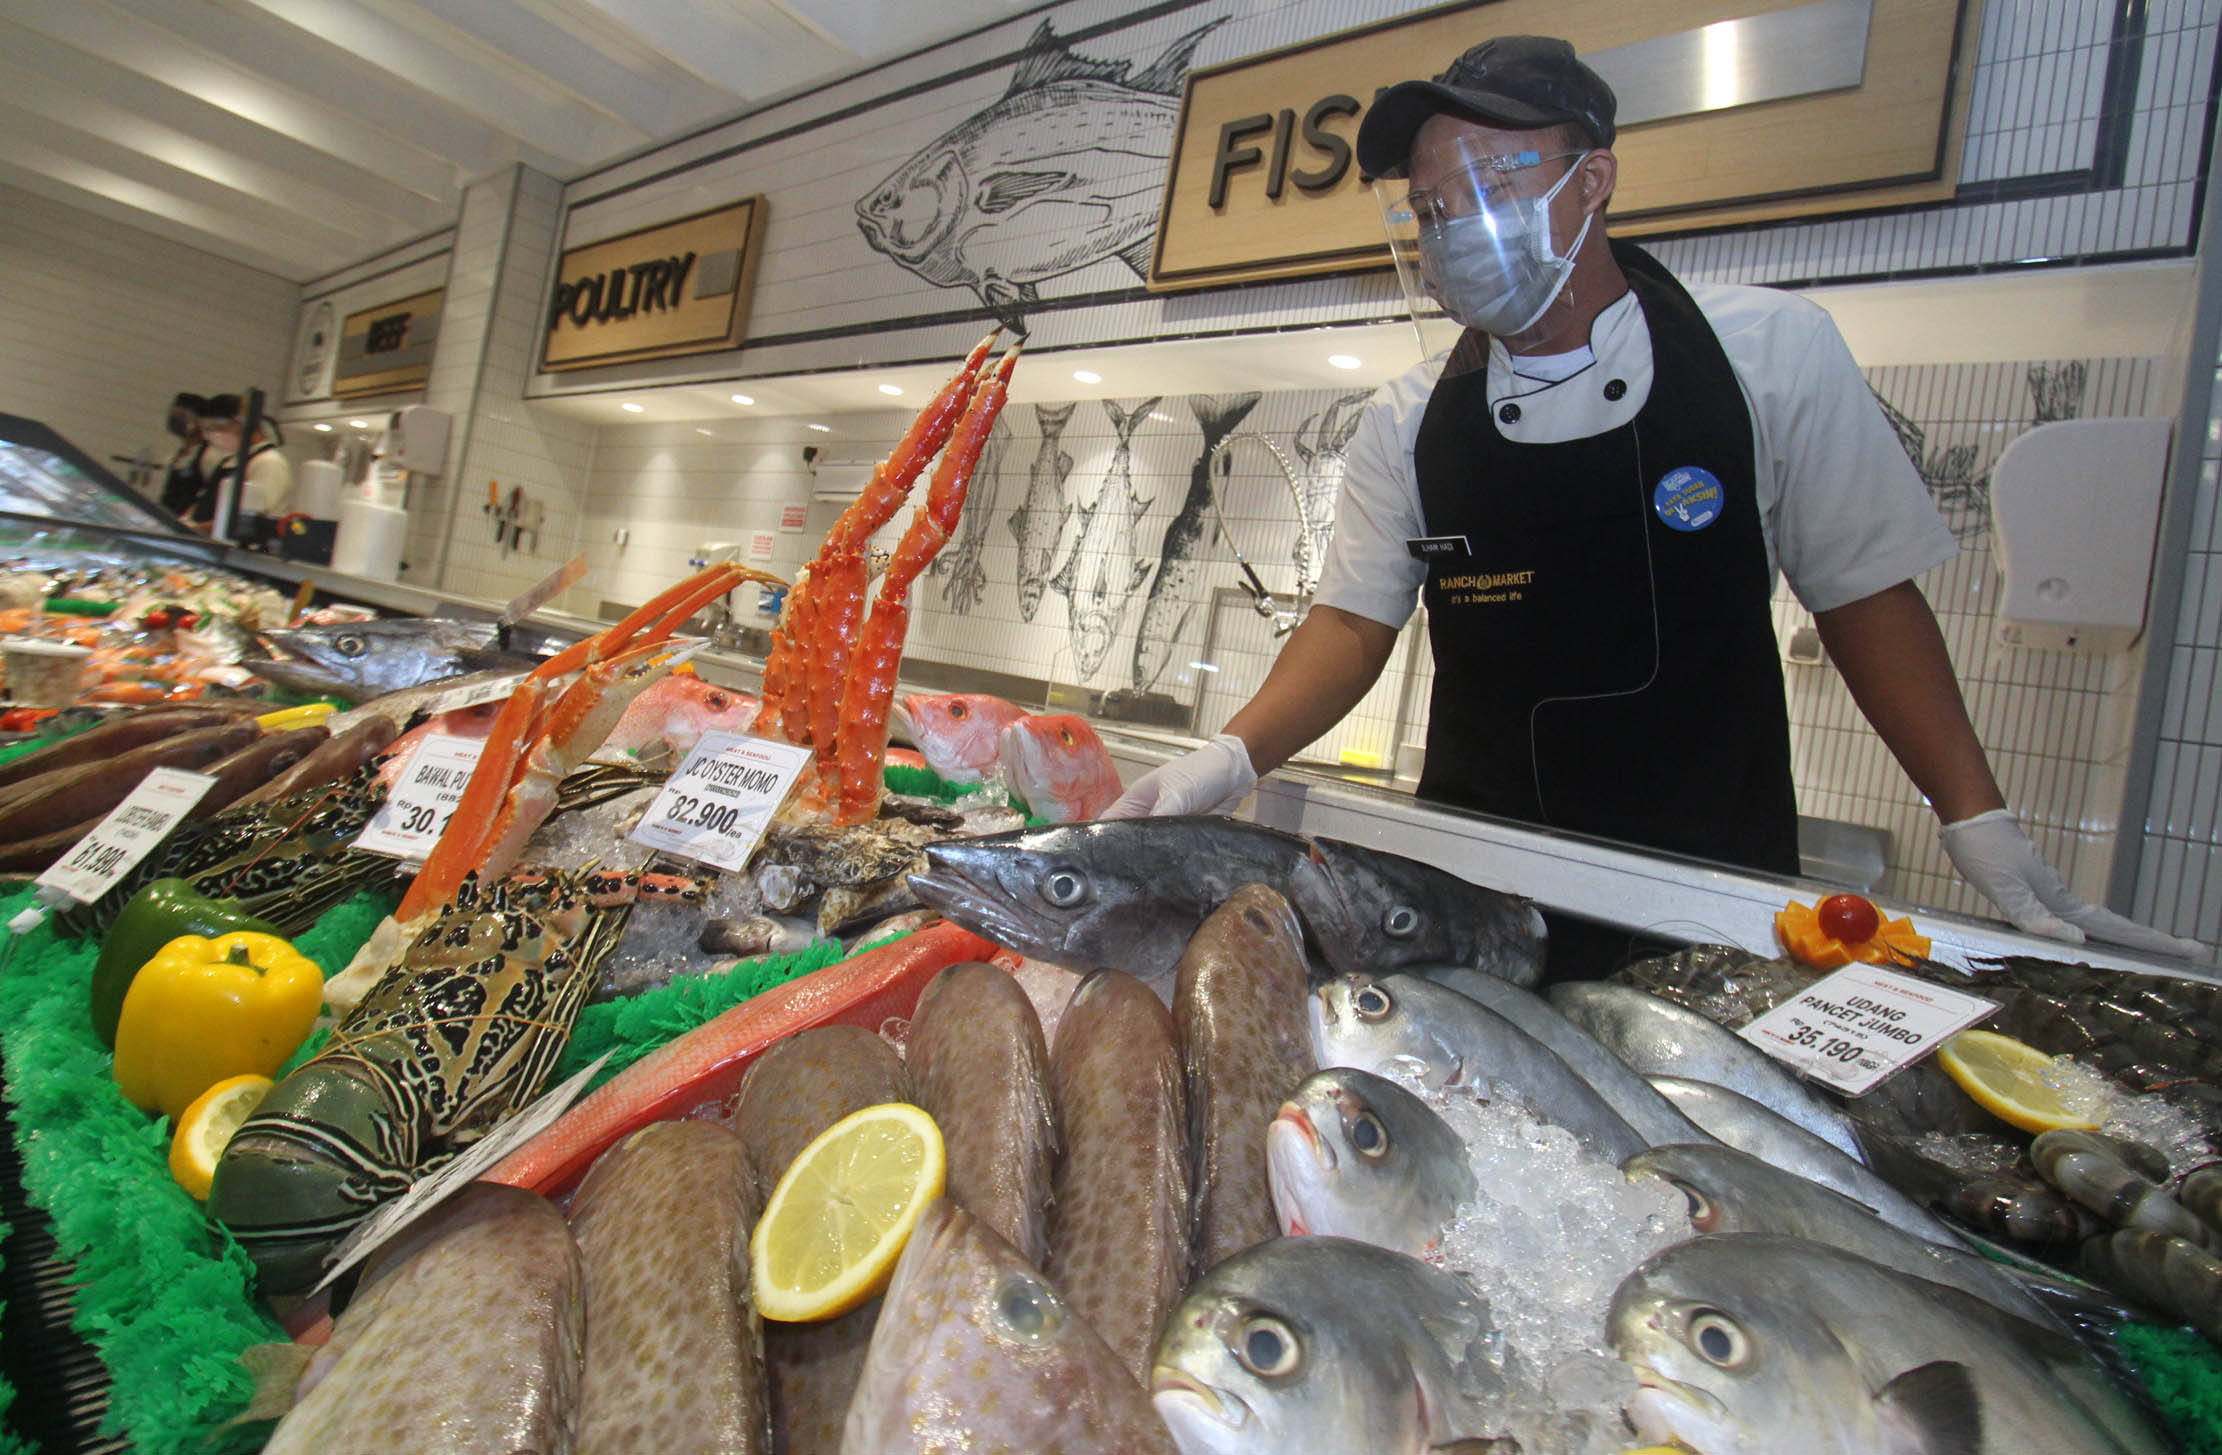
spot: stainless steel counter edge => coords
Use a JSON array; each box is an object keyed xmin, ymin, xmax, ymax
[{"xmin": 1094, "ymin": 727, "xmax": 2222, "ymax": 987}]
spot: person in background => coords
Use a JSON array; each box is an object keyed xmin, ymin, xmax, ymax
[
  {"xmin": 157, "ymin": 392, "xmax": 210, "ymax": 517},
  {"xmin": 1108, "ymin": 35, "xmax": 2204, "ymax": 962},
  {"xmin": 189, "ymin": 394, "xmax": 292, "ymax": 532}
]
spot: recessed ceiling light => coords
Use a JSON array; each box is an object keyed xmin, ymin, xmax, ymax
[
  {"xmin": 695, "ymin": 427, "xmax": 714, "ymax": 436},
  {"xmin": 731, "ymin": 394, "xmax": 755, "ymax": 406},
  {"xmin": 1328, "ymin": 354, "xmax": 1363, "ymax": 369},
  {"xmin": 1072, "ymin": 369, "xmax": 1101, "ymax": 384},
  {"xmin": 346, "ymin": 419, "xmax": 369, "ymax": 429},
  {"xmin": 878, "ymin": 383, "xmax": 904, "ymax": 396},
  {"xmin": 621, "ymin": 401, "xmax": 645, "ymax": 413},
  {"xmin": 312, "ymin": 422, "xmax": 332, "ymax": 432},
  {"xmin": 807, "ymin": 423, "xmax": 832, "ymax": 433}
]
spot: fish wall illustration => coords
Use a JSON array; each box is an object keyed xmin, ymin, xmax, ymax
[
  {"xmin": 1291, "ymin": 390, "xmax": 1373, "ymax": 591},
  {"xmin": 1131, "ymin": 393, "xmax": 1261, "ymax": 693},
  {"xmin": 1052, "ymin": 396, "xmax": 1161, "ymax": 682},
  {"xmin": 853, "ymin": 18, "xmax": 1226, "ymax": 324},
  {"xmin": 932, "ymin": 414, "xmax": 1013, "ymax": 615},
  {"xmin": 1010, "ymin": 403, "xmax": 1077, "ymax": 622}
]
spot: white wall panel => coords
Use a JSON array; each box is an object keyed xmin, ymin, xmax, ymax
[{"xmin": 0, "ymin": 180, "xmax": 293, "ymax": 489}]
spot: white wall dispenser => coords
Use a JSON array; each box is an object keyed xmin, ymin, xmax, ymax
[{"xmin": 1989, "ymin": 417, "xmax": 2170, "ymax": 653}]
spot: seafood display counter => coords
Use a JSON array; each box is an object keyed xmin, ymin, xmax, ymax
[{"xmin": 5, "ymin": 354, "xmax": 2222, "ymax": 1453}]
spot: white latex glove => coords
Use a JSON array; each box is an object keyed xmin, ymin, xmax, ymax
[
  {"xmin": 1940, "ymin": 809, "xmax": 2209, "ymax": 959},
  {"xmin": 1102, "ymin": 733, "xmax": 1258, "ymax": 819}
]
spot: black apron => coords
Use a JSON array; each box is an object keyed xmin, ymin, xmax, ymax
[
  {"xmin": 159, "ymin": 443, "xmax": 207, "ymax": 516},
  {"xmin": 1411, "ymin": 240, "xmax": 1799, "ymax": 876}
]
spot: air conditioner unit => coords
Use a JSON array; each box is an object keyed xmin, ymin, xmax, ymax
[{"xmin": 810, "ymin": 451, "xmax": 880, "ymax": 503}]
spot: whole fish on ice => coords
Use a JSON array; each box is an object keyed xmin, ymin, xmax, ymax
[
  {"xmin": 999, "ymin": 712, "xmax": 1122, "ymax": 822},
  {"xmin": 1053, "ymin": 397, "xmax": 1159, "ymax": 681},
  {"xmin": 930, "ymin": 414, "xmax": 1012, "ymax": 615},
  {"xmin": 890, "ymin": 691, "xmax": 1028, "ymax": 784},
  {"xmin": 1291, "ymin": 835, "xmax": 1546, "ymax": 987},
  {"xmin": 1152, "ymin": 1235, "xmax": 1516, "ymax": 1455},
  {"xmin": 1131, "ymin": 392, "xmax": 1260, "ymax": 692},
  {"xmin": 854, "ymin": 19, "xmax": 1224, "ymax": 320},
  {"xmin": 1267, "ymin": 1066, "xmax": 1476, "ymax": 1257},
  {"xmin": 252, "ymin": 617, "xmax": 547, "ymax": 701},
  {"xmin": 1009, "ymin": 403, "xmax": 1076, "ymax": 622}
]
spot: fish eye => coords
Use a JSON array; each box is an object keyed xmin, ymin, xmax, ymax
[
  {"xmin": 1059, "ymin": 727, "xmax": 1075, "ymax": 746},
  {"xmin": 335, "ymin": 632, "xmax": 366, "ymax": 656},
  {"xmin": 1348, "ymin": 1110, "xmax": 1390, "ymax": 1159},
  {"xmin": 992, "ymin": 1274, "xmax": 1062, "ymax": 1342},
  {"xmin": 1352, "ymin": 982, "xmax": 1395, "ymax": 1021},
  {"xmin": 1688, "ymin": 1309, "xmax": 1749, "ymax": 1368},
  {"xmin": 1234, "ymin": 1315, "xmax": 1301, "ymax": 1377},
  {"xmin": 1040, "ymin": 867, "xmax": 1090, "ymax": 909},
  {"xmin": 1666, "ymin": 1179, "xmax": 1721, "ymax": 1232},
  {"xmin": 1382, "ymin": 905, "xmax": 1421, "ymax": 939},
  {"xmin": 949, "ymin": 700, "xmax": 968, "ymax": 719},
  {"xmin": 707, "ymin": 692, "xmax": 730, "ymax": 709}
]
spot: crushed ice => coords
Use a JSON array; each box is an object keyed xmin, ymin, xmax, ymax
[{"xmin": 1388, "ymin": 1071, "xmax": 1688, "ymax": 1454}]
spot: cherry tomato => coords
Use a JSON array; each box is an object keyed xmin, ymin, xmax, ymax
[{"xmin": 1817, "ymin": 893, "xmax": 1881, "ymax": 944}]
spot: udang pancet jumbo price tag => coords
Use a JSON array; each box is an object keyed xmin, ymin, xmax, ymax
[{"xmin": 1739, "ymin": 964, "xmax": 1996, "ymax": 1095}]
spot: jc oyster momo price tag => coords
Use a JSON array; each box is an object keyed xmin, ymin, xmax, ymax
[
  {"xmin": 628, "ymin": 730, "xmax": 811, "ymax": 872},
  {"xmin": 353, "ymin": 733, "xmax": 485, "ymax": 860},
  {"xmin": 37, "ymin": 766, "xmax": 216, "ymax": 902},
  {"xmin": 1739, "ymin": 964, "xmax": 1996, "ymax": 1096}
]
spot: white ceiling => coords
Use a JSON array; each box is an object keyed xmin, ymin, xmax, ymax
[{"xmin": 0, "ymin": 0, "xmax": 1034, "ymax": 281}]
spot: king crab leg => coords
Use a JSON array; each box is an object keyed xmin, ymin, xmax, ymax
[{"xmin": 831, "ymin": 345, "xmax": 1019, "ymax": 825}]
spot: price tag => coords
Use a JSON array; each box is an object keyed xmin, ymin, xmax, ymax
[
  {"xmin": 354, "ymin": 734, "xmax": 484, "ymax": 861},
  {"xmin": 627, "ymin": 730, "xmax": 812, "ymax": 872},
  {"xmin": 1739, "ymin": 964, "xmax": 1996, "ymax": 1095},
  {"xmin": 36, "ymin": 767, "xmax": 216, "ymax": 902},
  {"xmin": 425, "ymin": 672, "xmax": 526, "ymax": 717},
  {"xmin": 311, "ymin": 1053, "xmax": 608, "ymax": 1294}
]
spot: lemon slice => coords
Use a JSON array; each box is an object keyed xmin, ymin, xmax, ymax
[
  {"xmin": 751, "ymin": 1102, "xmax": 944, "ymax": 1322},
  {"xmin": 1935, "ymin": 1030, "xmax": 2101, "ymax": 1134},
  {"xmin": 169, "ymin": 1073, "xmax": 275, "ymax": 1201}
]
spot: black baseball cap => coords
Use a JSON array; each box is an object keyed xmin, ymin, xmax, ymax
[
  {"xmin": 196, "ymin": 393, "xmax": 244, "ymax": 422},
  {"xmin": 1357, "ymin": 35, "xmax": 1617, "ymax": 179}
]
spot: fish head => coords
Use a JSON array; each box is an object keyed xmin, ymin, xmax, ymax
[
  {"xmin": 1620, "ymin": 1145, "xmax": 1753, "ymax": 1237},
  {"xmin": 998, "ymin": 713, "xmax": 1121, "ymax": 822},
  {"xmin": 1310, "ymin": 973, "xmax": 1468, "ymax": 1089},
  {"xmin": 856, "ymin": 146, "xmax": 968, "ymax": 272},
  {"xmin": 1267, "ymin": 1066, "xmax": 1476, "ymax": 1256},
  {"xmin": 910, "ymin": 821, "xmax": 1197, "ymax": 973},
  {"xmin": 608, "ymin": 673, "xmax": 759, "ymax": 760},
  {"xmin": 853, "ymin": 1199, "xmax": 1143, "ymax": 1447},
  {"xmin": 894, "ymin": 692, "xmax": 1027, "ymax": 782},
  {"xmin": 1609, "ymin": 1240, "xmax": 1878, "ymax": 1455},
  {"xmin": 1290, "ymin": 837, "xmax": 1546, "ymax": 988},
  {"xmin": 1151, "ymin": 1238, "xmax": 1436, "ymax": 1455},
  {"xmin": 254, "ymin": 619, "xmax": 510, "ymax": 700}
]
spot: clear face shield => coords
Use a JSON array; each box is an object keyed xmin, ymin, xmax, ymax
[{"xmin": 1373, "ymin": 134, "xmax": 1593, "ymax": 370}]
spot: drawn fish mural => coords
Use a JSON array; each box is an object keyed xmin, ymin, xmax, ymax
[
  {"xmin": 1008, "ymin": 402, "xmax": 1077, "ymax": 622},
  {"xmin": 1291, "ymin": 391, "xmax": 1373, "ymax": 591},
  {"xmin": 1052, "ymin": 397, "xmax": 1160, "ymax": 682},
  {"xmin": 1129, "ymin": 393, "xmax": 1261, "ymax": 693},
  {"xmin": 930, "ymin": 414, "xmax": 1012, "ymax": 615},
  {"xmin": 853, "ymin": 18, "xmax": 1225, "ymax": 322}
]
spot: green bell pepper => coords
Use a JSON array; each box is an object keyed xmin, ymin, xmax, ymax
[{"xmin": 89, "ymin": 879, "xmax": 282, "ymax": 1048}]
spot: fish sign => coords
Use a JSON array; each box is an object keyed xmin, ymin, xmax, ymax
[{"xmin": 854, "ymin": 18, "xmax": 1226, "ymax": 325}]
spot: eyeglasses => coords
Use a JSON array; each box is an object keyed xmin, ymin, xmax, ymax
[{"xmin": 1397, "ymin": 151, "xmax": 1584, "ymax": 229}]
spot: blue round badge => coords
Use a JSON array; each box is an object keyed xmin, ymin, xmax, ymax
[{"xmin": 1653, "ymin": 466, "xmax": 1725, "ymax": 532}]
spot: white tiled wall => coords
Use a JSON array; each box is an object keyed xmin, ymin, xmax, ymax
[{"xmin": 0, "ymin": 182, "xmax": 295, "ymax": 484}]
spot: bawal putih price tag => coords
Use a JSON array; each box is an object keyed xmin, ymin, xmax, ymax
[
  {"xmin": 354, "ymin": 733, "xmax": 485, "ymax": 861},
  {"xmin": 1739, "ymin": 964, "xmax": 1996, "ymax": 1096},
  {"xmin": 36, "ymin": 766, "xmax": 217, "ymax": 903},
  {"xmin": 628, "ymin": 730, "xmax": 812, "ymax": 872},
  {"xmin": 425, "ymin": 671, "xmax": 526, "ymax": 717}
]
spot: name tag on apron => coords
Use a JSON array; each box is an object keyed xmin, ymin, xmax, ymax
[{"xmin": 1405, "ymin": 535, "xmax": 1471, "ymax": 562}]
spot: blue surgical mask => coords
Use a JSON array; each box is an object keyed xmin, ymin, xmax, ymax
[{"xmin": 1417, "ymin": 154, "xmax": 1593, "ymax": 335}]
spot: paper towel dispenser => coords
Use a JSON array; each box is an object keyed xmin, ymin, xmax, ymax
[
  {"xmin": 379, "ymin": 405, "xmax": 451, "ymax": 475},
  {"xmin": 1990, "ymin": 417, "xmax": 2170, "ymax": 653}
]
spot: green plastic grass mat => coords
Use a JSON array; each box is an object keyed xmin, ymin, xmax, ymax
[
  {"xmin": 2116, "ymin": 1322, "xmax": 2222, "ymax": 1454},
  {"xmin": 884, "ymin": 760, "xmax": 1047, "ymax": 825},
  {"xmin": 0, "ymin": 714, "xmax": 105, "ymax": 771},
  {"xmin": 0, "ymin": 1207, "xmax": 21, "ymax": 1455}
]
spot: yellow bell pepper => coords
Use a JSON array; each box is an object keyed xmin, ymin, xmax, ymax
[{"xmin": 113, "ymin": 931, "xmax": 322, "ymax": 1120}]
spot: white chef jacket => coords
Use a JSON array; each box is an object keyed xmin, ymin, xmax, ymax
[{"xmin": 1316, "ymin": 283, "xmax": 1958, "ymax": 629}]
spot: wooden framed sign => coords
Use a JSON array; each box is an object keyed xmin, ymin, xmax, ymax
[
  {"xmin": 331, "ymin": 288, "xmax": 443, "ymax": 398},
  {"xmin": 1150, "ymin": 0, "xmax": 1972, "ymax": 292},
  {"xmin": 542, "ymin": 198, "xmax": 768, "ymax": 372}
]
